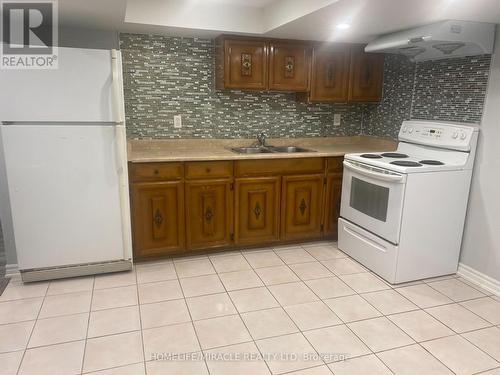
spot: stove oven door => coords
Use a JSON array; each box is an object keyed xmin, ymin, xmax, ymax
[{"xmin": 340, "ymin": 160, "xmax": 407, "ymax": 244}]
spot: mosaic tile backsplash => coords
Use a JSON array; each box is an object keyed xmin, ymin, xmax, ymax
[{"xmin": 120, "ymin": 33, "xmax": 491, "ymax": 140}]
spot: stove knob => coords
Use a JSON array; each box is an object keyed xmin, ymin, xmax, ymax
[
  {"xmin": 452, "ymin": 131, "xmax": 459, "ymax": 139},
  {"xmin": 460, "ymin": 132, "xmax": 467, "ymax": 140}
]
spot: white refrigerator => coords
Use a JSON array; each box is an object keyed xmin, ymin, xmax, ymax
[{"xmin": 0, "ymin": 47, "xmax": 133, "ymax": 282}]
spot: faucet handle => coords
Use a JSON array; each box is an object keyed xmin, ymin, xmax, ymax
[{"xmin": 257, "ymin": 132, "xmax": 267, "ymax": 146}]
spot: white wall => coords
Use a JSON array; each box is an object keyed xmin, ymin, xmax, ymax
[{"xmin": 460, "ymin": 26, "xmax": 500, "ymax": 282}]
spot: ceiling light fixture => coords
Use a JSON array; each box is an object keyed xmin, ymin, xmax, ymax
[{"xmin": 336, "ymin": 23, "xmax": 351, "ymax": 30}]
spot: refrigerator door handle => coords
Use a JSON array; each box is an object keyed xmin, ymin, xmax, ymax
[{"xmin": 111, "ymin": 49, "xmax": 125, "ymax": 123}]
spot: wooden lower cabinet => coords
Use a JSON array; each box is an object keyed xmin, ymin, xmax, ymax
[
  {"xmin": 323, "ymin": 173, "xmax": 343, "ymax": 237},
  {"xmin": 281, "ymin": 174, "xmax": 324, "ymax": 241},
  {"xmin": 130, "ymin": 181, "xmax": 185, "ymax": 258},
  {"xmin": 235, "ymin": 176, "xmax": 281, "ymax": 246},
  {"xmin": 185, "ymin": 179, "xmax": 233, "ymax": 250}
]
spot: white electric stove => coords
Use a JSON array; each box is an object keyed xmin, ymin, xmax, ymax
[{"xmin": 338, "ymin": 120, "xmax": 479, "ymax": 284}]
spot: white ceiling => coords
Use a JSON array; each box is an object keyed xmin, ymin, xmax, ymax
[{"xmin": 58, "ymin": 0, "xmax": 500, "ymax": 42}]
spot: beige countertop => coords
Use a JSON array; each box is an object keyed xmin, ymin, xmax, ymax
[{"xmin": 127, "ymin": 136, "xmax": 397, "ymax": 163}]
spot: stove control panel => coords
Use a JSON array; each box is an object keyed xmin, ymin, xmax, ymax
[{"xmin": 399, "ymin": 121, "xmax": 477, "ymax": 151}]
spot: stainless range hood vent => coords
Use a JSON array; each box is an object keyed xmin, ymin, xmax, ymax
[{"xmin": 365, "ymin": 20, "xmax": 494, "ymax": 61}]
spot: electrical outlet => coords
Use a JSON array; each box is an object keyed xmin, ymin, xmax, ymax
[
  {"xmin": 333, "ymin": 114, "xmax": 341, "ymax": 127},
  {"xmin": 174, "ymin": 115, "xmax": 182, "ymax": 128}
]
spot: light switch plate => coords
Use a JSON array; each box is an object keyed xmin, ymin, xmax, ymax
[
  {"xmin": 174, "ymin": 115, "xmax": 182, "ymax": 128},
  {"xmin": 333, "ymin": 114, "xmax": 341, "ymax": 127}
]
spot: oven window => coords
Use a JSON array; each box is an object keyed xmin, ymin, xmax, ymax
[{"xmin": 350, "ymin": 177, "xmax": 389, "ymax": 222}]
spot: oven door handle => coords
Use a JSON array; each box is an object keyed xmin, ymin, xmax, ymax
[{"xmin": 343, "ymin": 160, "xmax": 405, "ymax": 183}]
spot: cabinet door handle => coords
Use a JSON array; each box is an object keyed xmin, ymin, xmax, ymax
[
  {"xmin": 254, "ymin": 202, "xmax": 262, "ymax": 219},
  {"xmin": 205, "ymin": 207, "xmax": 214, "ymax": 222},
  {"xmin": 299, "ymin": 198, "xmax": 307, "ymax": 216},
  {"xmin": 241, "ymin": 53, "xmax": 252, "ymax": 76},
  {"xmin": 284, "ymin": 56, "xmax": 295, "ymax": 78},
  {"xmin": 153, "ymin": 209, "xmax": 164, "ymax": 226}
]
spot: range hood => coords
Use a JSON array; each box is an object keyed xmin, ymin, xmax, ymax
[{"xmin": 365, "ymin": 20, "xmax": 495, "ymax": 61}]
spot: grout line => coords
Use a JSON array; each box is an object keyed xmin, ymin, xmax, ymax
[
  {"xmin": 80, "ymin": 276, "xmax": 96, "ymax": 374},
  {"xmin": 132, "ymin": 267, "xmax": 148, "ymax": 374}
]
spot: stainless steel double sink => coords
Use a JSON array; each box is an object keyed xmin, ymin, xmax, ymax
[{"xmin": 230, "ymin": 145, "xmax": 314, "ymax": 154}]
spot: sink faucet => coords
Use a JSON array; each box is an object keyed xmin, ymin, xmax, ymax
[{"xmin": 257, "ymin": 132, "xmax": 267, "ymax": 147}]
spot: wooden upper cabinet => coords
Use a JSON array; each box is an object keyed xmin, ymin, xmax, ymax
[
  {"xmin": 309, "ymin": 45, "xmax": 350, "ymax": 102},
  {"xmin": 185, "ymin": 179, "xmax": 233, "ymax": 250},
  {"xmin": 130, "ymin": 182, "xmax": 185, "ymax": 259},
  {"xmin": 216, "ymin": 37, "xmax": 268, "ymax": 90},
  {"xmin": 269, "ymin": 42, "xmax": 311, "ymax": 92},
  {"xmin": 348, "ymin": 45, "xmax": 384, "ymax": 102}
]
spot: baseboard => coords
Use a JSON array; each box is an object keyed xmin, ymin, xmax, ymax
[
  {"xmin": 4, "ymin": 263, "xmax": 19, "ymax": 278},
  {"xmin": 457, "ymin": 263, "xmax": 500, "ymax": 297}
]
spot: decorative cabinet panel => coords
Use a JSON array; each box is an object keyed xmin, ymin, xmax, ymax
[
  {"xmin": 130, "ymin": 182, "xmax": 185, "ymax": 258},
  {"xmin": 235, "ymin": 177, "xmax": 281, "ymax": 245},
  {"xmin": 323, "ymin": 174, "xmax": 343, "ymax": 237},
  {"xmin": 309, "ymin": 45, "xmax": 350, "ymax": 102},
  {"xmin": 269, "ymin": 42, "xmax": 311, "ymax": 92},
  {"xmin": 281, "ymin": 174, "xmax": 324, "ymax": 240},
  {"xmin": 348, "ymin": 45, "xmax": 384, "ymax": 102},
  {"xmin": 185, "ymin": 179, "xmax": 233, "ymax": 250},
  {"xmin": 216, "ymin": 37, "xmax": 268, "ymax": 90}
]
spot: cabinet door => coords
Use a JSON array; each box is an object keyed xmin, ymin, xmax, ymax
[
  {"xmin": 323, "ymin": 173, "xmax": 343, "ymax": 238},
  {"xmin": 281, "ymin": 174, "xmax": 324, "ymax": 240},
  {"xmin": 348, "ymin": 46, "xmax": 384, "ymax": 102},
  {"xmin": 222, "ymin": 39, "xmax": 268, "ymax": 90},
  {"xmin": 130, "ymin": 182, "xmax": 185, "ymax": 258},
  {"xmin": 235, "ymin": 177, "xmax": 281, "ymax": 246},
  {"xmin": 269, "ymin": 42, "xmax": 311, "ymax": 91},
  {"xmin": 309, "ymin": 45, "xmax": 350, "ymax": 102},
  {"xmin": 185, "ymin": 179, "xmax": 233, "ymax": 250}
]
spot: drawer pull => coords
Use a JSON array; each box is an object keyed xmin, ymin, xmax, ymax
[
  {"xmin": 206, "ymin": 168, "xmax": 211, "ymax": 173},
  {"xmin": 154, "ymin": 169, "xmax": 159, "ymax": 175}
]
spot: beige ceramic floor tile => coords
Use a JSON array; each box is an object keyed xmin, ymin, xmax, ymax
[
  {"xmin": 194, "ymin": 315, "xmax": 251, "ymax": 350},
  {"xmin": 426, "ymin": 303, "xmax": 491, "ymax": 333},
  {"xmin": 175, "ymin": 259, "xmax": 216, "ymax": 278},
  {"xmin": 0, "ymin": 350, "xmax": 24, "ymax": 375},
  {"xmin": 387, "ymin": 310, "xmax": 454, "ymax": 342},
  {"xmin": 19, "ymin": 340, "xmax": 85, "ymax": 375},
  {"xmin": 428, "ymin": 278, "xmax": 486, "ymax": 302},
  {"xmin": 218, "ymin": 270, "xmax": 264, "ymax": 291},
  {"xmin": 461, "ymin": 297, "xmax": 500, "ymax": 325},
  {"xmin": 422, "ymin": 335, "xmax": 499, "ymax": 375},
  {"xmin": 92, "ymin": 285, "xmax": 138, "ymax": 310},
  {"xmin": 137, "ymin": 280, "xmax": 182, "ymax": 304},
  {"xmin": 305, "ymin": 277, "xmax": 355, "ymax": 299},
  {"xmin": 143, "ymin": 322, "xmax": 200, "ymax": 360},
  {"xmin": 28, "ymin": 313, "xmax": 88, "ymax": 348},
  {"xmin": 135, "ymin": 262, "xmax": 177, "ymax": 284},
  {"xmin": 205, "ymin": 341, "xmax": 271, "ymax": 375},
  {"xmin": 268, "ymin": 282, "xmax": 319, "ymax": 306},
  {"xmin": 275, "ymin": 248, "xmax": 316, "ymax": 265},
  {"xmin": 39, "ymin": 292, "xmax": 90, "ymax": 318},
  {"xmin": 361, "ymin": 289, "xmax": 418, "ymax": 315},
  {"xmin": 463, "ymin": 327, "xmax": 500, "ymax": 361},
  {"xmin": 396, "ymin": 284, "xmax": 453, "ymax": 308},
  {"xmin": 328, "ymin": 354, "xmax": 392, "ymax": 375},
  {"xmin": 83, "ymin": 331, "xmax": 144, "ymax": 373},
  {"xmin": 255, "ymin": 266, "xmax": 300, "ymax": 285},
  {"xmin": 146, "ymin": 357, "xmax": 208, "ymax": 375},
  {"xmin": 256, "ymin": 332, "xmax": 323, "ymax": 374},
  {"xmin": 0, "ymin": 282, "xmax": 48, "ymax": 302},
  {"xmin": 186, "ymin": 293, "xmax": 237, "ymax": 320},
  {"xmin": 284, "ymin": 301, "xmax": 342, "ymax": 331},
  {"xmin": 243, "ymin": 251, "xmax": 284, "ymax": 269},
  {"xmin": 303, "ymin": 325, "xmax": 370, "ymax": 363},
  {"xmin": 229, "ymin": 287, "xmax": 279, "ymax": 313},
  {"xmin": 85, "ymin": 362, "xmax": 146, "ymax": 375},
  {"xmin": 46, "ymin": 277, "xmax": 93, "ymax": 296},
  {"xmin": 339, "ymin": 273, "xmax": 390, "ymax": 293},
  {"xmin": 0, "ymin": 298, "xmax": 43, "ymax": 324},
  {"xmin": 210, "ymin": 254, "xmax": 251, "ymax": 273},
  {"xmin": 321, "ymin": 258, "xmax": 366, "ymax": 276},
  {"xmin": 179, "ymin": 274, "xmax": 225, "ymax": 298},
  {"xmin": 304, "ymin": 245, "xmax": 347, "ymax": 261},
  {"xmin": 288, "ymin": 262, "xmax": 333, "ymax": 281},
  {"xmin": 377, "ymin": 344, "xmax": 453, "ymax": 375},
  {"xmin": 88, "ymin": 305, "xmax": 140, "ymax": 338},
  {"xmin": 348, "ymin": 317, "xmax": 414, "ymax": 352},
  {"xmin": 140, "ymin": 299, "xmax": 191, "ymax": 329},
  {"xmin": 324, "ymin": 295, "xmax": 381, "ymax": 323},
  {"xmin": 94, "ymin": 271, "xmax": 137, "ymax": 290},
  {"xmin": 0, "ymin": 320, "xmax": 34, "ymax": 353},
  {"xmin": 284, "ymin": 366, "xmax": 333, "ymax": 375},
  {"xmin": 241, "ymin": 307, "xmax": 298, "ymax": 340}
]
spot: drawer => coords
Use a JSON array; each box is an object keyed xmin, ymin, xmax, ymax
[
  {"xmin": 326, "ymin": 157, "xmax": 344, "ymax": 173},
  {"xmin": 129, "ymin": 162, "xmax": 183, "ymax": 182},
  {"xmin": 185, "ymin": 161, "xmax": 233, "ymax": 179},
  {"xmin": 235, "ymin": 158, "xmax": 324, "ymax": 177}
]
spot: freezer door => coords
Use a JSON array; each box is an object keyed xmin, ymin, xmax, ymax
[
  {"xmin": 1, "ymin": 124, "xmax": 127, "ymax": 269},
  {"xmin": 0, "ymin": 47, "xmax": 121, "ymax": 123}
]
